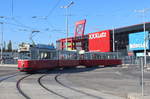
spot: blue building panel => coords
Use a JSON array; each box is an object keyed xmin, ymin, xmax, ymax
[{"xmin": 129, "ymin": 32, "xmax": 149, "ymax": 51}]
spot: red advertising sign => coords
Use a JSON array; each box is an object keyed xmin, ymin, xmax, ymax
[
  {"xmin": 74, "ymin": 19, "xmax": 86, "ymax": 37},
  {"xmin": 88, "ymin": 30, "xmax": 111, "ymax": 52}
]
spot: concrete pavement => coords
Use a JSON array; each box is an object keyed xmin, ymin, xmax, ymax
[
  {"xmin": 0, "ymin": 64, "xmax": 17, "ymax": 67},
  {"xmin": 127, "ymin": 93, "xmax": 150, "ymax": 99}
]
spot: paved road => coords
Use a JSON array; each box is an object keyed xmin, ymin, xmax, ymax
[
  {"xmin": 67, "ymin": 66, "xmax": 150, "ymax": 97},
  {"xmin": 0, "ymin": 66, "xmax": 18, "ymax": 76},
  {"xmin": 0, "ymin": 65, "xmax": 150, "ymax": 99}
]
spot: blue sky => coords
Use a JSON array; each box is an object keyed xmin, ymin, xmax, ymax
[{"xmin": 0, "ymin": 0, "xmax": 150, "ymax": 48}]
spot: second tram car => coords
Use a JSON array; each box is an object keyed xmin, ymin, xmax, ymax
[
  {"xmin": 18, "ymin": 43, "xmax": 122, "ymax": 72},
  {"xmin": 80, "ymin": 52, "xmax": 122, "ymax": 67}
]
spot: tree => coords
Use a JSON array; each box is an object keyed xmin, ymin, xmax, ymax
[
  {"xmin": 3, "ymin": 41, "xmax": 6, "ymax": 51},
  {"xmin": 51, "ymin": 43, "xmax": 54, "ymax": 47},
  {"xmin": 7, "ymin": 40, "xmax": 12, "ymax": 52}
]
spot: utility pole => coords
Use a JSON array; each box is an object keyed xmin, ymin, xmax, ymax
[
  {"xmin": 112, "ymin": 27, "xmax": 115, "ymax": 52},
  {"xmin": 11, "ymin": 0, "xmax": 14, "ymax": 16},
  {"xmin": 135, "ymin": 8, "xmax": 150, "ymax": 98},
  {"xmin": 0, "ymin": 22, "xmax": 3, "ymax": 64},
  {"xmin": 135, "ymin": 8, "xmax": 149, "ymax": 68},
  {"xmin": 61, "ymin": 1, "xmax": 74, "ymax": 50},
  {"xmin": 141, "ymin": 57, "xmax": 144, "ymax": 98}
]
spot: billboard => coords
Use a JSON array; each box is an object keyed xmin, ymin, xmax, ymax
[
  {"xmin": 88, "ymin": 30, "xmax": 111, "ymax": 52},
  {"xmin": 129, "ymin": 32, "xmax": 149, "ymax": 51},
  {"xmin": 74, "ymin": 19, "xmax": 86, "ymax": 37}
]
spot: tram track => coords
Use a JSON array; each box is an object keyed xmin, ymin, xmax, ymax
[
  {"xmin": 55, "ymin": 73, "xmax": 103, "ymax": 99},
  {"xmin": 0, "ymin": 69, "xmax": 122, "ymax": 99},
  {"xmin": 0, "ymin": 72, "xmax": 18, "ymax": 77},
  {"xmin": 0, "ymin": 72, "xmax": 20, "ymax": 82},
  {"xmin": 16, "ymin": 74, "xmax": 32, "ymax": 99},
  {"xmin": 38, "ymin": 72, "xmax": 103, "ymax": 99},
  {"xmin": 38, "ymin": 74, "xmax": 68, "ymax": 99}
]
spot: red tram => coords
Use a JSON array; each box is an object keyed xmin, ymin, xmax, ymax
[
  {"xmin": 18, "ymin": 43, "xmax": 122, "ymax": 72},
  {"xmin": 18, "ymin": 43, "xmax": 79, "ymax": 72}
]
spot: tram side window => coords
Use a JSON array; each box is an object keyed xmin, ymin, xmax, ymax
[
  {"xmin": 84, "ymin": 54, "xmax": 87, "ymax": 60},
  {"xmin": 73, "ymin": 54, "xmax": 77, "ymax": 60},
  {"xmin": 110, "ymin": 54, "xmax": 114, "ymax": 59},
  {"xmin": 97, "ymin": 55, "xmax": 100, "ymax": 59},
  {"xmin": 92, "ymin": 54, "xmax": 96, "ymax": 59},
  {"xmin": 53, "ymin": 52, "xmax": 57, "ymax": 59},
  {"xmin": 64, "ymin": 52, "xmax": 69, "ymax": 60},
  {"xmin": 44, "ymin": 52, "xmax": 48, "ymax": 59},
  {"xmin": 101, "ymin": 55, "xmax": 104, "ymax": 59},
  {"xmin": 62, "ymin": 54, "xmax": 66, "ymax": 60},
  {"xmin": 50, "ymin": 52, "xmax": 54, "ymax": 59},
  {"xmin": 47, "ymin": 52, "xmax": 50, "ymax": 59},
  {"xmin": 40, "ymin": 52, "xmax": 47, "ymax": 59},
  {"xmin": 31, "ymin": 50, "xmax": 38, "ymax": 59},
  {"xmin": 50, "ymin": 52, "xmax": 55, "ymax": 60},
  {"xmin": 95, "ymin": 54, "xmax": 100, "ymax": 60},
  {"xmin": 68, "ymin": 53, "xmax": 72, "ymax": 60},
  {"xmin": 40, "ymin": 52, "xmax": 43, "ymax": 59},
  {"xmin": 68, "ymin": 53, "xmax": 77, "ymax": 60},
  {"xmin": 103, "ymin": 55, "xmax": 106, "ymax": 59},
  {"xmin": 84, "ymin": 53, "xmax": 90, "ymax": 60},
  {"xmin": 112, "ymin": 53, "xmax": 117, "ymax": 59},
  {"xmin": 99, "ymin": 55, "xmax": 102, "ymax": 59},
  {"xmin": 108, "ymin": 54, "xmax": 110, "ymax": 59},
  {"xmin": 114, "ymin": 55, "xmax": 117, "ymax": 59},
  {"xmin": 41, "ymin": 52, "xmax": 53, "ymax": 60}
]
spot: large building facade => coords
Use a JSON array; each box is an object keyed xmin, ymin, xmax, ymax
[{"xmin": 56, "ymin": 20, "xmax": 150, "ymax": 56}]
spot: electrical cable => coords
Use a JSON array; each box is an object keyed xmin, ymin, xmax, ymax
[
  {"xmin": 11, "ymin": 0, "xmax": 35, "ymax": 30},
  {"xmin": 45, "ymin": 0, "xmax": 62, "ymax": 19}
]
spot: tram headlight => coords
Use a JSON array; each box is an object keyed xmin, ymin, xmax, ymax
[{"xmin": 21, "ymin": 61, "xmax": 24, "ymax": 67}]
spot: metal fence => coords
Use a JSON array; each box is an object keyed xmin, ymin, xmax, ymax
[{"xmin": 121, "ymin": 56, "xmax": 150, "ymax": 65}]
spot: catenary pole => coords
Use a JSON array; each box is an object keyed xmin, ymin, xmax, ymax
[{"xmin": 61, "ymin": 1, "xmax": 74, "ymax": 50}]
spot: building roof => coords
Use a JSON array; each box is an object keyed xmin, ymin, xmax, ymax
[{"xmin": 114, "ymin": 22, "xmax": 150, "ymax": 34}]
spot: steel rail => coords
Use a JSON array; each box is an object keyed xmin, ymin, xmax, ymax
[
  {"xmin": 38, "ymin": 74, "xmax": 68, "ymax": 99},
  {"xmin": 55, "ymin": 73, "xmax": 103, "ymax": 99},
  {"xmin": 16, "ymin": 74, "xmax": 32, "ymax": 99}
]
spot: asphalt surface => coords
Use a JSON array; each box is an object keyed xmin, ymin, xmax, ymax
[{"xmin": 0, "ymin": 65, "xmax": 150, "ymax": 99}]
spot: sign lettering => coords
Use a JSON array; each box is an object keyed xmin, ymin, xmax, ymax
[{"xmin": 89, "ymin": 32, "xmax": 107, "ymax": 39}]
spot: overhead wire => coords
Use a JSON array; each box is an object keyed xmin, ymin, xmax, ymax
[
  {"xmin": 0, "ymin": 21, "xmax": 33, "ymax": 29},
  {"xmin": 10, "ymin": 0, "xmax": 35, "ymax": 30},
  {"xmin": 12, "ymin": 18, "xmax": 34, "ymax": 30},
  {"xmin": 41, "ymin": 0, "xmax": 62, "ymax": 29},
  {"xmin": 2, "ymin": 0, "xmax": 65, "ymax": 44},
  {"xmin": 45, "ymin": 0, "xmax": 62, "ymax": 19}
]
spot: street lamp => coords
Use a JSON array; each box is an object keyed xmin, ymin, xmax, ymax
[{"xmin": 61, "ymin": 1, "xmax": 74, "ymax": 50}]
